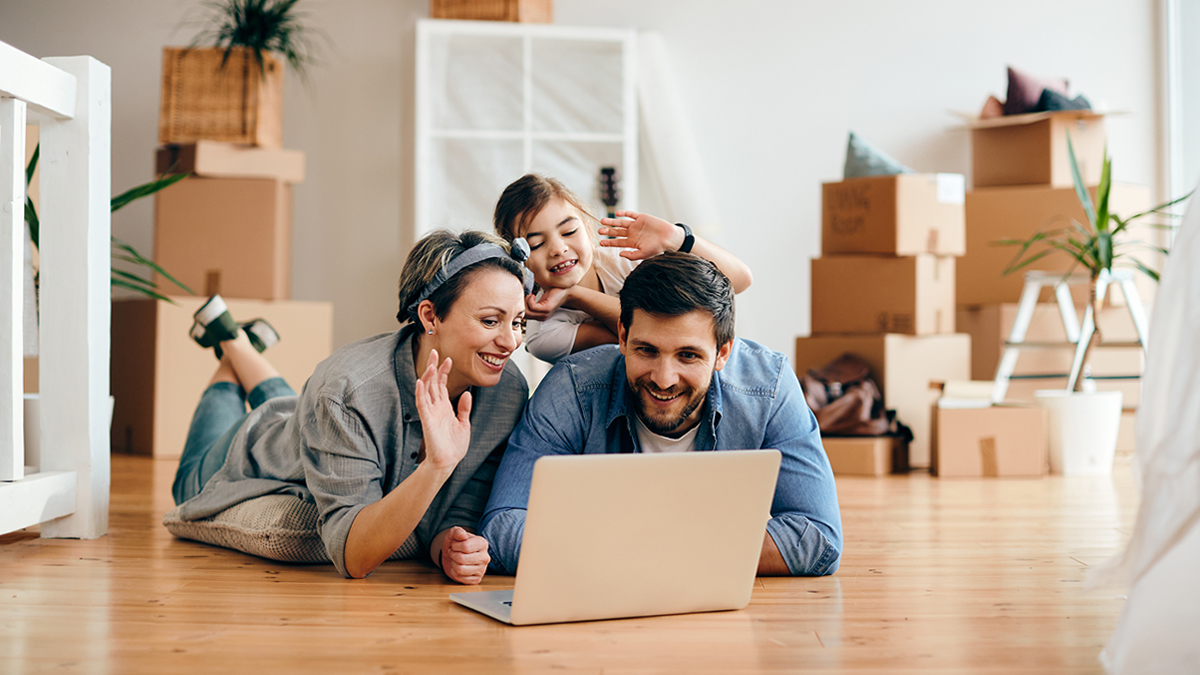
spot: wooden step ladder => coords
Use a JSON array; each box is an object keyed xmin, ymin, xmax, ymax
[{"xmin": 990, "ymin": 269, "xmax": 1148, "ymax": 404}]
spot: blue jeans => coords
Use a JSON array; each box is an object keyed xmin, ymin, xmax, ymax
[{"xmin": 171, "ymin": 377, "xmax": 295, "ymax": 505}]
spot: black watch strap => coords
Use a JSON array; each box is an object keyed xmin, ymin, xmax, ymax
[{"xmin": 675, "ymin": 223, "xmax": 695, "ymax": 254}]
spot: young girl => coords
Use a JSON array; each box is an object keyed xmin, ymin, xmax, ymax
[{"xmin": 493, "ymin": 173, "xmax": 753, "ymax": 365}]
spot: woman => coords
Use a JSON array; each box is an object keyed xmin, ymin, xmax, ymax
[{"xmin": 170, "ymin": 230, "xmax": 532, "ymax": 583}]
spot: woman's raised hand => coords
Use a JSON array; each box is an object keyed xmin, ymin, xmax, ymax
[
  {"xmin": 414, "ymin": 348, "xmax": 472, "ymax": 473},
  {"xmin": 599, "ymin": 210, "xmax": 685, "ymax": 260}
]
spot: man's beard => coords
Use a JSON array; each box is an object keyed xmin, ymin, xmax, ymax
[{"xmin": 627, "ymin": 377, "xmax": 708, "ymax": 437}]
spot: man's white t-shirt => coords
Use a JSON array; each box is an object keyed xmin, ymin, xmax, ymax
[
  {"xmin": 633, "ymin": 413, "xmax": 699, "ymax": 453},
  {"xmin": 523, "ymin": 246, "xmax": 639, "ymax": 364}
]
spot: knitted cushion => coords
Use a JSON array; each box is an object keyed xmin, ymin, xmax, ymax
[
  {"xmin": 163, "ymin": 493, "xmax": 421, "ymax": 563},
  {"xmin": 843, "ymin": 132, "xmax": 914, "ymax": 179}
]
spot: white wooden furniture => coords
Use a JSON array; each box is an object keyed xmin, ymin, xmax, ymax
[
  {"xmin": 991, "ymin": 269, "xmax": 1148, "ymax": 403},
  {"xmin": 414, "ymin": 19, "xmax": 638, "ymax": 239},
  {"xmin": 0, "ymin": 40, "xmax": 112, "ymax": 539},
  {"xmin": 414, "ymin": 20, "xmax": 638, "ymax": 387}
]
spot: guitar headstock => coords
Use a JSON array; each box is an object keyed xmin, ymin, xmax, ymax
[{"xmin": 599, "ymin": 166, "xmax": 620, "ymax": 218}]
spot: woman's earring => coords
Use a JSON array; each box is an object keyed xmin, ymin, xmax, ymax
[{"xmin": 427, "ymin": 330, "xmax": 433, "ymax": 335}]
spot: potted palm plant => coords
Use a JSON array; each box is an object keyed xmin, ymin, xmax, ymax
[
  {"xmin": 160, "ymin": 0, "xmax": 320, "ymax": 148},
  {"xmin": 999, "ymin": 136, "xmax": 1190, "ymax": 474},
  {"xmin": 24, "ymin": 144, "xmax": 194, "ymax": 308}
]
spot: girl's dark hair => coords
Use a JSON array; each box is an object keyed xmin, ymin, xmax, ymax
[
  {"xmin": 493, "ymin": 173, "xmax": 599, "ymax": 243},
  {"xmin": 619, "ymin": 252, "xmax": 735, "ymax": 348},
  {"xmin": 396, "ymin": 229, "xmax": 526, "ymax": 326}
]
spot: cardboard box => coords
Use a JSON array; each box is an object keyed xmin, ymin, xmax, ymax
[
  {"xmin": 111, "ymin": 296, "xmax": 333, "ymax": 459},
  {"xmin": 153, "ymin": 177, "xmax": 293, "ymax": 300},
  {"xmin": 970, "ymin": 111, "xmax": 1106, "ymax": 188},
  {"xmin": 795, "ymin": 333, "xmax": 971, "ymax": 468},
  {"xmin": 821, "ymin": 174, "xmax": 966, "ymax": 256},
  {"xmin": 156, "ymin": 141, "xmax": 306, "ymax": 183},
  {"xmin": 956, "ymin": 303, "xmax": 1145, "ymax": 381},
  {"xmin": 958, "ymin": 183, "xmax": 1151, "ymax": 306},
  {"xmin": 811, "ymin": 255, "xmax": 955, "ymax": 335},
  {"xmin": 932, "ymin": 402, "xmax": 1047, "ymax": 478},
  {"xmin": 822, "ymin": 436, "xmax": 907, "ymax": 476}
]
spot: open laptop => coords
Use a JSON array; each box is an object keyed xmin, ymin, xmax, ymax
[{"xmin": 450, "ymin": 450, "xmax": 781, "ymax": 625}]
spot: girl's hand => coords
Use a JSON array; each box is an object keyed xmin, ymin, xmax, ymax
[
  {"xmin": 524, "ymin": 288, "xmax": 570, "ymax": 321},
  {"xmin": 599, "ymin": 210, "xmax": 685, "ymax": 260},
  {"xmin": 414, "ymin": 349, "xmax": 472, "ymax": 474}
]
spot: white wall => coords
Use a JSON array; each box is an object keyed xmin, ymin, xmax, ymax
[{"xmin": 0, "ymin": 0, "xmax": 1163, "ymax": 355}]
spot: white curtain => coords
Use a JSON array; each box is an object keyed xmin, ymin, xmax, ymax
[{"xmin": 1099, "ymin": 186, "xmax": 1200, "ymax": 673}]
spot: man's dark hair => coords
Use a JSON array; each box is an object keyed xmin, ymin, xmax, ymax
[{"xmin": 619, "ymin": 252, "xmax": 735, "ymax": 347}]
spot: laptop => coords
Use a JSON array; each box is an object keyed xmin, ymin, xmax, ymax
[{"xmin": 450, "ymin": 449, "xmax": 781, "ymax": 625}]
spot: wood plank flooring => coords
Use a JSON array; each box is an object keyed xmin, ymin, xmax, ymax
[{"xmin": 1, "ymin": 454, "xmax": 1138, "ymax": 674}]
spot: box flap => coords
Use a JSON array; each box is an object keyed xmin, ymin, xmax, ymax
[{"xmin": 959, "ymin": 109, "xmax": 1123, "ymax": 131}]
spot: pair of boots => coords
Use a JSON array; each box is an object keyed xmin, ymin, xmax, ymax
[{"xmin": 189, "ymin": 295, "xmax": 279, "ymax": 360}]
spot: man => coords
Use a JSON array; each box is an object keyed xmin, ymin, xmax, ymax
[{"xmin": 480, "ymin": 252, "xmax": 842, "ymax": 576}]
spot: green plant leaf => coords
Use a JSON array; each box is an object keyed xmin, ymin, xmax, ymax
[
  {"xmin": 1128, "ymin": 258, "xmax": 1161, "ymax": 283},
  {"xmin": 1003, "ymin": 248, "xmax": 1057, "ymax": 275},
  {"xmin": 111, "ymin": 277, "xmax": 175, "ymax": 303},
  {"xmin": 1095, "ymin": 148, "xmax": 1112, "ymax": 233},
  {"xmin": 1096, "ymin": 231, "xmax": 1113, "ymax": 270},
  {"xmin": 1122, "ymin": 190, "xmax": 1195, "ymax": 223},
  {"xmin": 25, "ymin": 143, "xmax": 38, "ymax": 186},
  {"xmin": 25, "ymin": 199, "xmax": 39, "ymax": 250},
  {"xmin": 112, "ymin": 238, "xmax": 196, "ymax": 295},
  {"xmin": 1067, "ymin": 132, "xmax": 1096, "ymax": 228},
  {"xmin": 111, "ymin": 173, "xmax": 189, "ymax": 212}
]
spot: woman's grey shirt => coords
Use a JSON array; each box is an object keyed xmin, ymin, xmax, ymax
[{"xmin": 175, "ymin": 325, "xmax": 529, "ymax": 577}]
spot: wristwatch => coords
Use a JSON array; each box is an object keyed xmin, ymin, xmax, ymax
[{"xmin": 675, "ymin": 223, "xmax": 695, "ymax": 254}]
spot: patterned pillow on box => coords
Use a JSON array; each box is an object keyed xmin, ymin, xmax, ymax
[{"xmin": 843, "ymin": 132, "xmax": 914, "ymax": 179}]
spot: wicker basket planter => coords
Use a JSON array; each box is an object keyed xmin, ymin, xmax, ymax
[
  {"xmin": 431, "ymin": 0, "xmax": 552, "ymax": 23},
  {"xmin": 158, "ymin": 47, "xmax": 284, "ymax": 148}
]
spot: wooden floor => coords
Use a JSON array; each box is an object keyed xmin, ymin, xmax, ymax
[{"xmin": 1, "ymin": 454, "xmax": 1138, "ymax": 674}]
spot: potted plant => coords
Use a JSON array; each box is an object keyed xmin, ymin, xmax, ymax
[
  {"xmin": 160, "ymin": 0, "xmax": 320, "ymax": 148},
  {"xmin": 24, "ymin": 143, "xmax": 194, "ymax": 308},
  {"xmin": 999, "ymin": 136, "xmax": 1190, "ymax": 474}
]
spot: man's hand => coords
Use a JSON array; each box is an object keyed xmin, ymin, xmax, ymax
[
  {"xmin": 438, "ymin": 526, "xmax": 491, "ymax": 585},
  {"xmin": 525, "ymin": 288, "xmax": 571, "ymax": 321},
  {"xmin": 598, "ymin": 210, "xmax": 684, "ymax": 260}
]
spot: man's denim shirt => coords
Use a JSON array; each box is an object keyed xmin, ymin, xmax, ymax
[{"xmin": 480, "ymin": 338, "xmax": 843, "ymax": 576}]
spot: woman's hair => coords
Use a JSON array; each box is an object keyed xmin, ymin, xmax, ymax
[
  {"xmin": 396, "ymin": 229, "xmax": 527, "ymax": 326},
  {"xmin": 493, "ymin": 173, "xmax": 600, "ymax": 246}
]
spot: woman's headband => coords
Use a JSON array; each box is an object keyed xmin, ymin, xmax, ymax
[{"xmin": 406, "ymin": 238, "xmax": 535, "ymax": 323}]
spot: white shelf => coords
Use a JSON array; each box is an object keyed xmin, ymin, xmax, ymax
[
  {"xmin": 414, "ymin": 19, "xmax": 638, "ymax": 241},
  {"xmin": 429, "ymin": 129, "xmax": 626, "ymax": 143}
]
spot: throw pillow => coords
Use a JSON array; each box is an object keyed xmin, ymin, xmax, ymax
[
  {"xmin": 1003, "ymin": 65, "xmax": 1069, "ymax": 116},
  {"xmin": 844, "ymin": 132, "xmax": 914, "ymax": 179},
  {"xmin": 163, "ymin": 493, "xmax": 421, "ymax": 564}
]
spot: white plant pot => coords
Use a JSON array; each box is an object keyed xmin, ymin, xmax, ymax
[{"xmin": 1035, "ymin": 390, "xmax": 1124, "ymax": 476}]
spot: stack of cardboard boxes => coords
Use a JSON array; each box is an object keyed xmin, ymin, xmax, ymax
[
  {"xmin": 110, "ymin": 136, "xmax": 334, "ymax": 459},
  {"xmin": 795, "ymin": 173, "xmax": 972, "ymax": 476},
  {"xmin": 936, "ymin": 110, "xmax": 1150, "ymax": 477}
]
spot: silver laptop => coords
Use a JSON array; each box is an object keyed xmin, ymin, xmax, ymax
[{"xmin": 450, "ymin": 450, "xmax": 781, "ymax": 625}]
